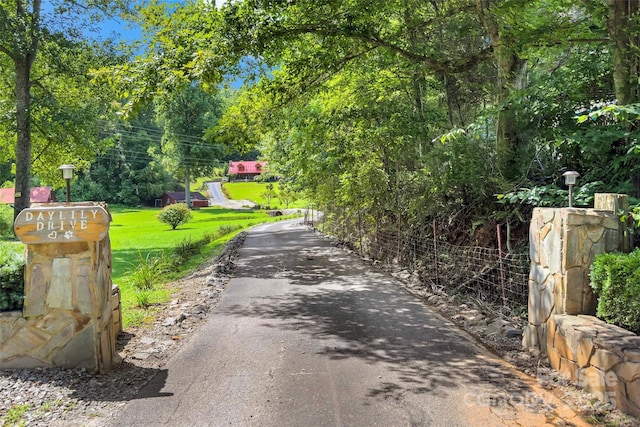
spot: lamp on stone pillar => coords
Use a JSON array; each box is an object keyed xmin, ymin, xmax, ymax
[
  {"xmin": 59, "ymin": 164, "xmax": 75, "ymax": 204},
  {"xmin": 563, "ymin": 170, "xmax": 580, "ymax": 208}
]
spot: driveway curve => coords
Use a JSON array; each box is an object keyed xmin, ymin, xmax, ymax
[
  {"xmin": 207, "ymin": 181, "xmax": 255, "ymax": 209},
  {"xmin": 109, "ymin": 220, "xmax": 587, "ymax": 426}
]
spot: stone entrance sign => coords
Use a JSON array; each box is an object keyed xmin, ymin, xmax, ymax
[
  {"xmin": 1, "ymin": 202, "xmax": 119, "ymax": 372},
  {"xmin": 14, "ymin": 206, "xmax": 110, "ymax": 243}
]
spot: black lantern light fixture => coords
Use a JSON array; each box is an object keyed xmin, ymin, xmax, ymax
[{"xmin": 59, "ymin": 164, "xmax": 75, "ymax": 204}]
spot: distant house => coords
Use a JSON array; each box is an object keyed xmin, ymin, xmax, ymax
[
  {"xmin": 0, "ymin": 187, "xmax": 56, "ymax": 204},
  {"xmin": 228, "ymin": 161, "xmax": 267, "ymax": 180},
  {"xmin": 160, "ymin": 191, "xmax": 209, "ymax": 208}
]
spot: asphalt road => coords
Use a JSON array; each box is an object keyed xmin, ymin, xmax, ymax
[
  {"xmin": 109, "ymin": 220, "xmax": 586, "ymax": 427},
  {"xmin": 207, "ymin": 182, "xmax": 254, "ymax": 209}
]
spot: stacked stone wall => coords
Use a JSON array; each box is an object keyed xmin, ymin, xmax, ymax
[
  {"xmin": 111, "ymin": 285, "xmax": 122, "ymax": 344},
  {"xmin": 524, "ymin": 207, "xmax": 624, "ymax": 351},
  {"xmin": 526, "ymin": 195, "xmax": 639, "ymax": 419},
  {"xmin": 548, "ymin": 315, "xmax": 640, "ymax": 417}
]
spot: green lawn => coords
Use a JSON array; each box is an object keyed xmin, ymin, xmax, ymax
[
  {"xmin": 109, "ymin": 205, "xmax": 293, "ymax": 326},
  {"xmin": 223, "ymin": 182, "xmax": 308, "ymax": 209},
  {"xmin": 109, "ymin": 206, "xmax": 265, "ymax": 281},
  {"xmin": 1, "ymin": 196, "xmax": 304, "ymax": 326}
]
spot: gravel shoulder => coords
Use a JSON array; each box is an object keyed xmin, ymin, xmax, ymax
[{"xmin": 1, "ymin": 227, "xmax": 639, "ymax": 426}]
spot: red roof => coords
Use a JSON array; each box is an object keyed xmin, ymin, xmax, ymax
[
  {"xmin": 0, "ymin": 187, "xmax": 56, "ymax": 204},
  {"xmin": 228, "ymin": 161, "xmax": 267, "ymax": 175}
]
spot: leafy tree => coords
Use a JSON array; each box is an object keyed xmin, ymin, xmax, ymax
[
  {"xmin": 155, "ymin": 84, "xmax": 225, "ymax": 207},
  {"xmin": 601, "ymin": 0, "xmax": 640, "ymax": 105},
  {"xmin": 92, "ymin": 1, "xmax": 228, "ymax": 117},
  {"xmin": 261, "ymin": 182, "xmax": 276, "ymax": 207},
  {"xmin": 158, "ymin": 203, "xmax": 192, "ymax": 230},
  {"xmin": 0, "ymin": 0, "xmax": 131, "ymax": 216},
  {"xmin": 277, "ymin": 183, "xmax": 298, "ymax": 209},
  {"xmin": 213, "ymin": 0, "xmax": 577, "ymax": 181},
  {"xmin": 96, "ymin": 0, "xmax": 640, "ymax": 242},
  {"xmin": 71, "ymin": 109, "xmax": 179, "ymax": 205}
]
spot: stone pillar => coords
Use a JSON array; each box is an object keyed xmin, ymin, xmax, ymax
[
  {"xmin": 0, "ymin": 202, "xmax": 118, "ymax": 372},
  {"xmin": 523, "ymin": 195, "xmax": 627, "ymax": 353},
  {"xmin": 594, "ymin": 193, "xmax": 629, "ymax": 214},
  {"xmin": 594, "ymin": 193, "xmax": 630, "ymax": 253}
]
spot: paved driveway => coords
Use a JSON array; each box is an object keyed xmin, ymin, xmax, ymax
[
  {"xmin": 109, "ymin": 220, "xmax": 586, "ymax": 426},
  {"xmin": 207, "ymin": 182, "xmax": 254, "ymax": 209}
]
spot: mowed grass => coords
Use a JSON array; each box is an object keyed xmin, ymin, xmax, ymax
[
  {"xmin": 223, "ymin": 182, "xmax": 308, "ymax": 208},
  {"xmin": 109, "ymin": 205, "xmax": 288, "ymax": 327},
  {"xmin": 110, "ymin": 206, "xmax": 261, "ymax": 282}
]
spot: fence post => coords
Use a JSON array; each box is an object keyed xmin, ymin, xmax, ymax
[
  {"xmin": 310, "ymin": 204, "xmax": 314, "ymax": 228},
  {"xmin": 497, "ymin": 224, "xmax": 507, "ymax": 307},
  {"xmin": 433, "ymin": 220, "xmax": 439, "ymax": 289},
  {"xmin": 358, "ymin": 210, "xmax": 363, "ymax": 255},
  {"xmin": 412, "ymin": 231, "xmax": 417, "ymax": 272}
]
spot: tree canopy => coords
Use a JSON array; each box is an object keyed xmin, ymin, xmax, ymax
[{"xmin": 3, "ymin": 0, "xmax": 640, "ymax": 245}]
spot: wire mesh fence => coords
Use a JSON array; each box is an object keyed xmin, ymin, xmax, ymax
[{"xmin": 306, "ymin": 206, "xmax": 530, "ymax": 313}]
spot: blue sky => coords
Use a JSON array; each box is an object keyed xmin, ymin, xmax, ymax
[{"xmin": 95, "ymin": 1, "xmax": 228, "ymax": 44}]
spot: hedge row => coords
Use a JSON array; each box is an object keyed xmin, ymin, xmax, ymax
[{"xmin": 590, "ymin": 249, "xmax": 640, "ymax": 335}]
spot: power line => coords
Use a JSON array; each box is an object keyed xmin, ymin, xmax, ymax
[{"xmin": 97, "ymin": 120, "xmax": 217, "ymax": 147}]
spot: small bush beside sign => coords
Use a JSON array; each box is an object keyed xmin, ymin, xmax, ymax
[{"xmin": 0, "ymin": 245, "xmax": 25, "ymax": 311}]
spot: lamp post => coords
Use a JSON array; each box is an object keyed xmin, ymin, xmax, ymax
[
  {"xmin": 59, "ymin": 164, "xmax": 75, "ymax": 204},
  {"xmin": 563, "ymin": 170, "xmax": 580, "ymax": 208}
]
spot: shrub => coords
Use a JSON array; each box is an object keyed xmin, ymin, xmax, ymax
[
  {"xmin": 0, "ymin": 204, "xmax": 13, "ymax": 238},
  {"xmin": 128, "ymin": 252, "xmax": 167, "ymax": 291},
  {"xmin": 158, "ymin": 203, "xmax": 192, "ymax": 230},
  {"xmin": 590, "ymin": 249, "xmax": 640, "ymax": 334},
  {"xmin": 0, "ymin": 244, "xmax": 25, "ymax": 311},
  {"xmin": 173, "ymin": 237, "xmax": 201, "ymax": 263},
  {"xmin": 216, "ymin": 224, "xmax": 241, "ymax": 237}
]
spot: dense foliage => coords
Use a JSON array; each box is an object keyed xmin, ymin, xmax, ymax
[
  {"xmin": 67, "ymin": 106, "xmax": 179, "ymax": 205},
  {"xmin": 0, "ymin": 0, "xmax": 133, "ymax": 215},
  {"xmin": 0, "ymin": 244, "xmax": 24, "ymax": 312},
  {"xmin": 590, "ymin": 250, "xmax": 640, "ymax": 334},
  {"xmin": 130, "ymin": 0, "xmax": 634, "ymax": 245}
]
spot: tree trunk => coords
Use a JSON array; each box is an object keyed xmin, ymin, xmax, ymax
[
  {"xmin": 607, "ymin": 0, "xmax": 640, "ymax": 105},
  {"xmin": 606, "ymin": 0, "xmax": 640, "ymax": 195},
  {"xmin": 10, "ymin": 0, "xmax": 42, "ymax": 219},
  {"xmin": 477, "ymin": 0, "xmax": 526, "ymax": 180},
  {"xmin": 14, "ymin": 57, "xmax": 33, "ymax": 218}
]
